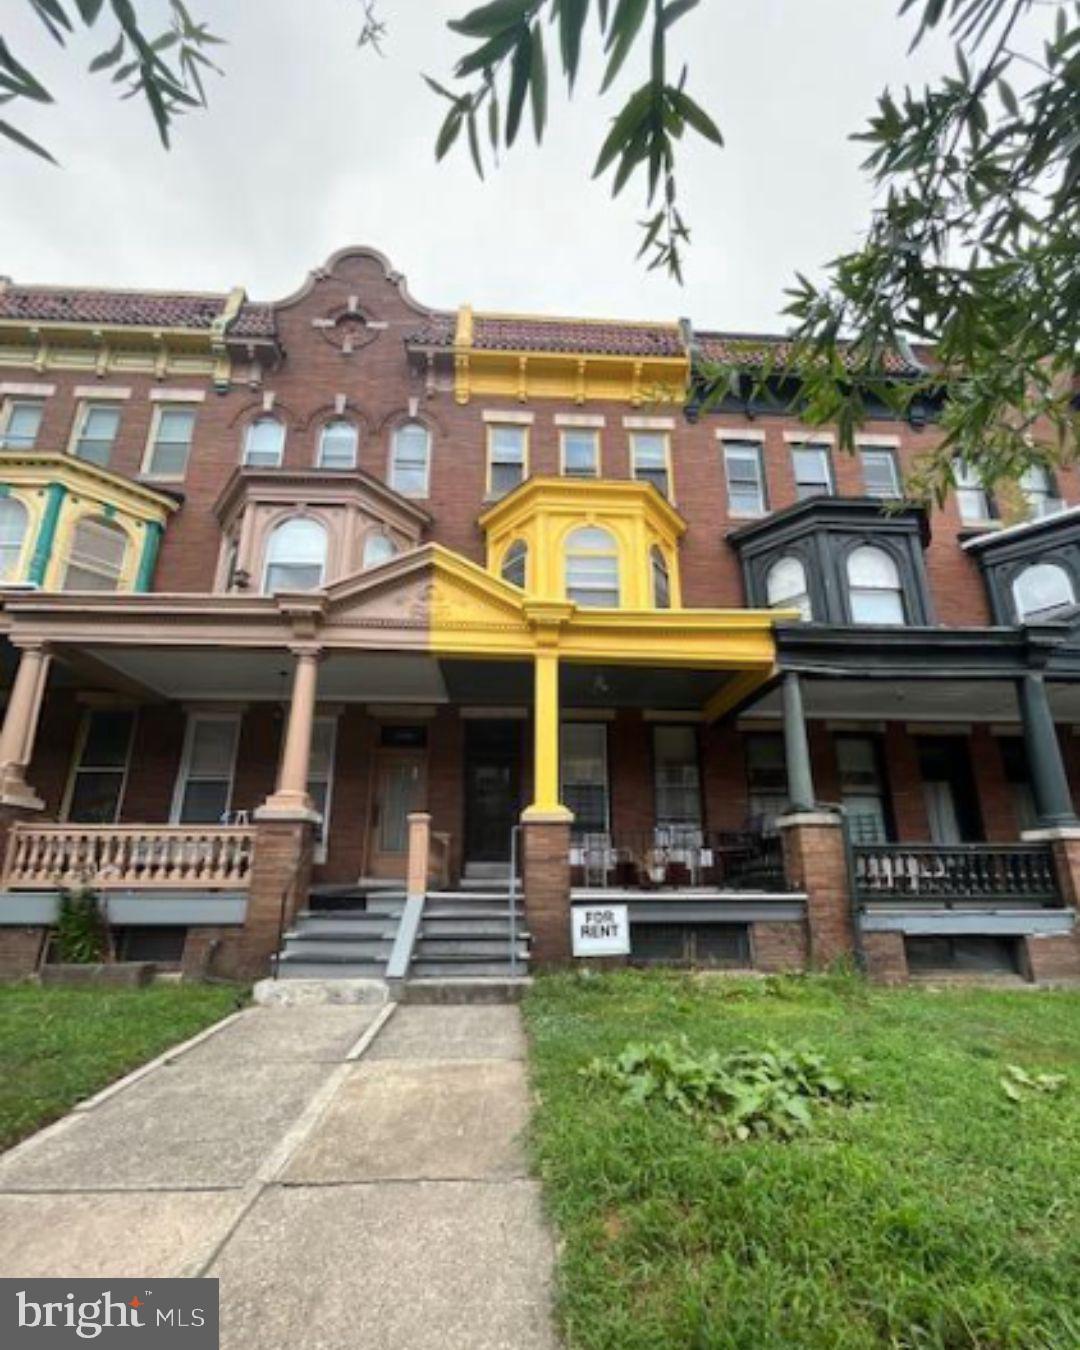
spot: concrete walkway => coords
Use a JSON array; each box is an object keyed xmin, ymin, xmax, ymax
[{"xmin": 0, "ymin": 1001, "xmax": 557, "ymax": 1349}]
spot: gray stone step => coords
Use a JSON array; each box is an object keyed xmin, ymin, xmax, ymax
[
  {"xmin": 294, "ymin": 914, "xmax": 399, "ymax": 937},
  {"xmin": 411, "ymin": 959, "xmax": 527, "ymax": 978},
  {"xmin": 420, "ymin": 918, "xmax": 527, "ymax": 937},
  {"xmin": 281, "ymin": 938, "xmax": 394, "ymax": 961},
  {"xmin": 414, "ymin": 941, "xmax": 528, "ymax": 961},
  {"xmin": 276, "ymin": 961, "xmax": 388, "ymax": 980}
]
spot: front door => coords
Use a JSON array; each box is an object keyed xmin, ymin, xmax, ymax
[
  {"xmin": 464, "ymin": 721, "xmax": 523, "ymax": 864},
  {"xmin": 368, "ymin": 750, "xmax": 427, "ymax": 878}
]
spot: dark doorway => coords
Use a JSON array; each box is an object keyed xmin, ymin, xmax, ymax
[
  {"xmin": 464, "ymin": 720, "xmax": 523, "ymax": 863},
  {"xmin": 917, "ymin": 736, "xmax": 984, "ymax": 843}
]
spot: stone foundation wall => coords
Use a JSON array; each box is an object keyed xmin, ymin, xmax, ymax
[{"xmin": 0, "ymin": 926, "xmax": 45, "ymax": 980}]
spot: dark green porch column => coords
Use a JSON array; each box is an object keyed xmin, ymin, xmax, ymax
[
  {"xmin": 1017, "ymin": 672, "xmax": 1077, "ymax": 827},
  {"xmin": 781, "ymin": 671, "xmax": 816, "ymax": 812},
  {"xmin": 28, "ymin": 483, "xmax": 65, "ymax": 586},
  {"xmin": 135, "ymin": 520, "xmax": 164, "ymax": 593}
]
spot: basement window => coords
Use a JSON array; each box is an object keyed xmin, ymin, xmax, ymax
[
  {"xmin": 113, "ymin": 927, "xmax": 187, "ymax": 964},
  {"xmin": 905, "ymin": 935, "xmax": 1021, "ymax": 976},
  {"xmin": 632, "ymin": 923, "xmax": 750, "ymax": 968}
]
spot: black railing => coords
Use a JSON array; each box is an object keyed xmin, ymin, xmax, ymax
[
  {"xmin": 570, "ymin": 829, "xmax": 788, "ymax": 893},
  {"xmin": 852, "ymin": 842, "xmax": 1060, "ymax": 907}
]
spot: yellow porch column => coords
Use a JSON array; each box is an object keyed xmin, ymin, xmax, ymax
[{"xmin": 523, "ymin": 650, "xmax": 572, "ymax": 821}]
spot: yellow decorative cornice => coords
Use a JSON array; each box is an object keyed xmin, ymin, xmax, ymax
[{"xmin": 0, "ymin": 451, "xmax": 179, "ymax": 522}]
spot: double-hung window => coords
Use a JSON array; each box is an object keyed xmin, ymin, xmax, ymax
[
  {"xmin": 62, "ymin": 518, "xmax": 128, "ymax": 591},
  {"xmin": 653, "ymin": 726, "xmax": 703, "ymax": 829},
  {"xmin": 745, "ymin": 734, "xmax": 788, "ymax": 829},
  {"xmin": 144, "ymin": 407, "xmax": 196, "ymax": 479},
  {"xmin": 0, "ymin": 498, "xmax": 29, "ymax": 580},
  {"xmin": 488, "ymin": 424, "xmax": 527, "ymax": 497},
  {"xmin": 72, "ymin": 403, "xmax": 121, "ymax": 467},
  {"xmin": 791, "ymin": 443, "xmax": 833, "ymax": 500},
  {"xmin": 65, "ymin": 710, "xmax": 136, "ymax": 823},
  {"xmin": 173, "ymin": 715, "xmax": 240, "ymax": 824},
  {"xmin": 631, "ymin": 432, "xmax": 671, "ymax": 497},
  {"xmin": 859, "ymin": 446, "xmax": 901, "ymax": 498},
  {"xmin": 1021, "ymin": 464, "xmax": 1063, "ymax": 519},
  {"xmin": 723, "ymin": 441, "xmax": 766, "ymax": 516},
  {"xmin": 308, "ymin": 717, "xmax": 338, "ymax": 859},
  {"xmin": 244, "ymin": 417, "xmax": 285, "ymax": 468},
  {"xmin": 318, "ymin": 419, "xmax": 358, "ymax": 471},
  {"xmin": 561, "ymin": 428, "xmax": 600, "ymax": 477},
  {"xmin": 560, "ymin": 723, "xmax": 609, "ymax": 838},
  {"xmin": 0, "ymin": 400, "xmax": 43, "ymax": 450},
  {"xmin": 835, "ymin": 735, "xmax": 890, "ymax": 843},
  {"xmin": 390, "ymin": 423, "xmax": 431, "ymax": 495},
  {"xmin": 565, "ymin": 526, "xmax": 619, "ymax": 607},
  {"xmin": 954, "ymin": 459, "xmax": 993, "ymax": 523}
]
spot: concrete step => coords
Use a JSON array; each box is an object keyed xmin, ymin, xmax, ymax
[
  {"xmin": 461, "ymin": 862, "xmax": 512, "ymax": 880},
  {"xmin": 294, "ymin": 914, "xmax": 399, "ymax": 937},
  {"xmin": 420, "ymin": 916, "xmax": 526, "ymax": 933},
  {"xmin": 401, "ymin": 977, "xmax": 531, "ymax": 1004},
  {"xmin": 276, "ymin": 961, "xmax": 388, "ymax": 980},
  {"xmin": 416, "ymin": 937, "xmax": 529, "ymax": 957},
  {"xmin": 281, "ymin": 938, "xmax": 394, "ymax": 961},
  {"xmin": 411, "ymin": 959, "xmax": 527, "ymax": 978}
]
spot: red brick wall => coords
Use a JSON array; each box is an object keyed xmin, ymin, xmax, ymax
[
  {"xmin": 6, "ymin": 248, "xmax": 1049, "ymax": 617},
  {"xmin": 751, "ymin": 920, "xmax": 807, "ymax": 972},
  {"xmin": 863, "ymin": 931, "xmax": 908, "ymax": 984}
]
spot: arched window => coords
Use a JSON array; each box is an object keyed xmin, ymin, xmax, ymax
[
  {"xmin": 0, "ymin": 498, "xmax": 28, "ymax": 581},
  {"xmin": 565, "ymin": 526, "xmax": 619, "ymax": 608},
  {"xmin": 765, "ymin": 556, "xmax": 812, "ymax": 621},
  {"xmin": 1013, "ymin": 562, "xmax": 1075, "ymax": 621},
  {"xmin": 362, "ymin": 532, "xmax": 397, "ymax": 569},
  {"xmin": 63, "ymin": 517, "xmax": 128, "ymax": 591},
  {"xmin": 651, "ymin": 546, "xmax": 671, "ymax": 609},
  {"xmin": 243, "ymin": 416, "xmax": 285, "ymax": 469},
  {"xmin": 318, "ymin": 419, "xmax": 357, "ymax": 470},
  {"xmin": 390, "ymin": 423, "xmax": 431, "ymax": 496},
  {"xmin": 501, "ymin": 540, "xmax": 527, "ymax": 589},
  {"xmin": 264, "ymin": 518, "xmax": 327, "ymax": 592},
  {"xmin": 847, "ymin": 546, "xmax": 905, "ymax": 624}
]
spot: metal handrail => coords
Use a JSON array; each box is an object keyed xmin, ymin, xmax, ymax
[{"xmin": 508, "ymin": 824, "xmax": 522, "ymax": 977}]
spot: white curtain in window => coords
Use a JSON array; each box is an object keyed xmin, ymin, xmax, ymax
[
  {"xmin": 765, "ymin": 556, "xmax": 811, "ymax": 620},
  {"xmin": 264, "ymin": 518, "xmax": 327, "ymax": 592},
  {"xmin": 847, "ymin": 546, "xmax": 904, "ymax": 624},
  {"xmin": 363, "ymin": 532, "xmax": 397, "ymax": 569},
  {"xmin": 0, "ymin": 497, "xmax": 29, "ymax": 580},
  {"xmin": 1013, "ymin": 562, "xmax": 1075, "ymax": 621},
  {"xmin": 63, "ymin": 518, "xmax": 128, "ymax": 591}
]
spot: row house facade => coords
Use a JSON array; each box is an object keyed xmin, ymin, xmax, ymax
[{"xmin": 0, "ymin": 245, "xmax": 1079, "ymax": 985}]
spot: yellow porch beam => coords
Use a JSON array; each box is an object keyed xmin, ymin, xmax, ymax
[{"xmin": 704, "ymin": 666, "xmax": 776, "ymax": 723}]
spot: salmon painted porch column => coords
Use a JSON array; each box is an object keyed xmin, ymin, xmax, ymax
[
  {"xmin": 0, "ymin": 640, "xmax": 51, "ymax": 811},
  {"xmin": 522, "ymin": 646, "xmax": 574, "ymax": 965},
  {"xmin": 248, "ymin": 644, "xmax": 322, "ymax": 975}
]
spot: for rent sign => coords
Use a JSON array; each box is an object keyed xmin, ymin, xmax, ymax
[{"xmin": 572, "ymin": 904, "xmax": 630, "ymax": 956}]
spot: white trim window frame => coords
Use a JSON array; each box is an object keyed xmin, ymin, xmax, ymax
[
  {"xmin": 1020, "ymin": 464, "xmax": 1064, "ymax": 519},
  {"xmin": 487, "ymin": 423, "xmax": 528, "ymax": 498},
  {"xmin": 171, "ymin": 713, "xmax": 241, "ymax": 825},
  {"xmin": 318, "ymin": 418, "xmax": 358, "ymax": 471},
  {"xmin": 0, "ymin": 398, "xmax": 45, "ymax": 451},
  {"xmin": 858, "ymin": 445, "xmax": 902, "ymax": 499},
  {"xmin": 143, "ymin": 404, "xmax": 197, "ymax": 480},
  {"xmin": 62, "ymin": 708, "xmax": 137, "ymax": 824},
  {"xmin": 243, "ymin": 416, "xmax": 286, "ymax": 469},
  {"xmin": 70, "ymin": 401, "xmax": 122, "ymax": 468},
  {"xmin": 953, "ymin": 458, "xmax": 994, "ymax": 523},
  {"xmin": 0, "ymin": 495, "xmax": 30, "ymax": 581},
  {"xmin": 390, "ymin": 422, "xmax": 431, "ymax": 497},
  {"xmin": 722, "ymin": 440, "xmax": 767, "ymax": 516},
  {"xmin": 62, "ymin": 516, "xmax": 129, "ymax": 592},
  {"xmin": 791, "ymin": 443, "xmax": 833, "ymax": 500},
  {"xmin": 560, "ymin": 427, "xmax": 600, "ymax": 478},
  {"xmin": 630, "ymin": 431, "xmax": 672, "ymax": 498},
  {"xmin": 307, "ymin": 715, "xmax": 339, "ymax": 862}
]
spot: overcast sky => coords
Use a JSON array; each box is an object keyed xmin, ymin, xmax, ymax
[{"xmin": 2, "ymin": 1, "xmax": 958, "ymax": 330}]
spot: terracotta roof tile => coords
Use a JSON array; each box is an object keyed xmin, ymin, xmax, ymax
[
  {"xmin": 406, "ymin": 312, "xmax": 684, "ymax": 357},
  {"xmin": 0, "ymin": 286, "xmax": 278, "ymax": 340},
  {"xmin": 697, "ymin": 331, "xmax": 924, "ymax": 377}
]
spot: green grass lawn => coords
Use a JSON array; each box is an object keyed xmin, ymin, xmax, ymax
[
  {"xmin": 524, "ymin": 971, "xmax": 1080, "ymax": 1349},
  {"xmin": 0, "ymin": 982, "xmax": 246, "ymax": 1151}
]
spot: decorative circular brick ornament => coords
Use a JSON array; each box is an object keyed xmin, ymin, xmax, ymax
[{"xmin": 316, "ymin": 306, "xmax": 380, "ymax": 354}]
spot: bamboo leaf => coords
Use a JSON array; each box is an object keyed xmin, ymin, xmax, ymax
[
  {"xmin": 557, "ymin": 0, "xmax": 589, "ymax": 89},
  {"xmin": 529, "ymin": 20, "xmax": 547, "ymax": 141},
  {"xmin": 0, "ymin": 116, "xmax": 58, "ymax": 163},
  {"xmin": 601, "ymin": 0, "xmax": 649, "ymax": 94},
  {"xmin": 667, "ymin": 86, "xmax": 722, "ymax": 145},
  {"xmin": 505, "ymin": 25, "xmax": 533, "ymax": 146},
  {"xmin": 435, "ymin": 105, "xmax": 465, "ymax": 159},
  {"xmin": 448, "ymin": 0, "xmax": 535, "ymax": 38},
  {"xmin": 88, "ymin": 34, "xmax": 125, "ymax": 74}
]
